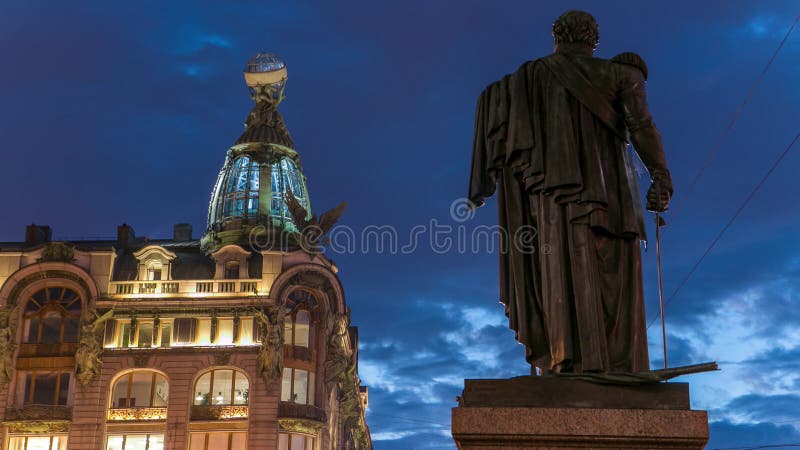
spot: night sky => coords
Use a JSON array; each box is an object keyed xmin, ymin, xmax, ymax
[{"xmin": 2, "ymin": 1, "xmax": 800, "ymax": 448}]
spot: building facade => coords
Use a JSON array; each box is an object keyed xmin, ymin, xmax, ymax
[{"xmin": 0, "ymin": 53, "xmax": 371, "ymax": 450}]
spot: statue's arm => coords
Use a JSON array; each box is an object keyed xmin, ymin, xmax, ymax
[
  {"xmin": 619, "ymin": 68, "xmax": 667, "ymax": 173},
  {"xmin": 617, "ymin": 62, "xmax": 673, "ymax": 210}
]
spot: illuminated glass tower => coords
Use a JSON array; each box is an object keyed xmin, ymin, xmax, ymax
[{"xmin": 203, "ymin": 53, "xmax": 312, "ymax": 253}]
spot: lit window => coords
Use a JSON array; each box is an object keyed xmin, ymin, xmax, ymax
[
  {"xmin": 278, "ymin": 433, "xmax": 315, "ymax": 450},
  {"xmin": 8, "ymin": 435, "xmax": 68, "ymax": 450},
  {"xmin": 106, "ymin": 434, "xmax": 163, "ymax": 450},
  {"xmin": 23, "ymin": 288, "xmax": 81, "ymax": 344},
  {"xmin": 280, "ymin": 368, "xmax": 315, "ymax": 405},
  {"xmin": 15, "ymin": 371, "xmax": 70, "ymax": 407},
  {"xmin": 193, "ymin": 369, "xmax": 249, "ymax": 407},
  {"xmin": 237, "ymin": 317, "xmax": 259, "ymax": 345},
  {"xmin": 110, "ymin": 371, "xmax": 168, "ymax": 409},
  {"xmin": 284, "ymin": 290, "xmax": 316, "ymax": 349},
  {"xmin": 147, "ymin": 262, "xmax": 162, "ymax": 281},
  {"xmin": 105, "ymin": 319, "xmax": 157, "ymax": 348},
  {"xmin": 159, "ymin": 320, "xmax": 172, "ymax": 347},
  {"xmin": 189, "ymin": 432, "xmax": 246, "ymax": 450},
  {"xmin": 136, "ymin": 320, "xmax": 155, "ymax": 348},
  {"xmin": 216, "ymin": 318, "xmax": 234, "ymax": 345},
  {"xmin": 285, "ymin": 310, "xmax": 310, "ymax": 348},
  {"xmin": 196, "ymin": 319, "xmax": 212, "ymax": 346}
]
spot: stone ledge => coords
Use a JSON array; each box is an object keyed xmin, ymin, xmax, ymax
[
  {"xmin": 461, "ymin": 377, "xmax": 690, "ymax": 410},
  {"xmin": 452, "ymin": 406, "xmax": 708, "ymax": 450}
]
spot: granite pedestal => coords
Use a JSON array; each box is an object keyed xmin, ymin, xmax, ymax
[{"xmin": 451, "ymin": 377, "xmax": 708, "ymax": 449}]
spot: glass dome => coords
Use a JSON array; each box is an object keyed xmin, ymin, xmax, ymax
[
  {"xmin": 208, "ymin": 154, "xmax": 311, "ymax": 231},
  {"xmin": 244, "ymin": 53, "xmax": 285, "ymax": 74}
]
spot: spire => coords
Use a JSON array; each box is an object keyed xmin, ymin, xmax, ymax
[{"xmin": 201, "ymin": 53, "xmax": 312, "ymax": 254}]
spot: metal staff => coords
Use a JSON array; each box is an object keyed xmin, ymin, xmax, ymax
[{"xmin": 654, "ymin": 212, "xmax": 667, "ymax": 369}]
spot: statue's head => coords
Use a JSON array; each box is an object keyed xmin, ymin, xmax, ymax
[{"xmin": 552, "ymin": 10, "xmax": 599, "ymax": 52}]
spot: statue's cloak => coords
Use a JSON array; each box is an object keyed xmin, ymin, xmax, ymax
[{"xmin": 469, "ymin": 51, "xmax": 650, "ymax": 372}]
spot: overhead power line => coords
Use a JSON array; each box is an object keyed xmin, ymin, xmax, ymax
[
  {"xmin": 648, "ymin": 132, "xmax": 800, "ymax": 329},
  {"xmin": 667, "ymin": 15, "xmax": 799, "ymax": 224}
]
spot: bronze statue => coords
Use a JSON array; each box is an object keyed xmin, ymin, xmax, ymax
[{"xmin": 468, "ymin": 10, "xmax": 672, "ymax": 374}]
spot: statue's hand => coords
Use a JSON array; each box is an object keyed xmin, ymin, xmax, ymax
[{"xmin": 646, "ymin": 169, "xmax": 673, "ymax": 212}]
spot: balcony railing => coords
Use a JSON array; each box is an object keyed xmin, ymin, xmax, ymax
[
  {"xmin": 5, "ymin": 405, "xmax": 72, "ymax": 421},
  {"xmin": 109, "ymin": 279, "xmax": 263, "ymax": 298},
  {"xmin": 107, "ymin": 407, "xmax": 167, "ymax": 421},
  {"xmin": 190, "ymin": 405, "xmax": 249, "ymax": 420},
  {"xmin": 17, "ymin": 342, "xmax": 78, "ymax": 357},
  {"xmin": 278, "ymin": 402, "xmax": 326, "ymax": 422}
]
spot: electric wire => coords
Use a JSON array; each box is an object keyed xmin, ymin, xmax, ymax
[
  {"xmin": 666, "ymin": 15, "xmax": 799, "ymax": 224},
  {"xmin": 647, "ymin": 132, "xmax": 800, "ymax": 329},
  {"xmin": 368, "ymin": 412, "xmax": 449, "ymax": 427}
]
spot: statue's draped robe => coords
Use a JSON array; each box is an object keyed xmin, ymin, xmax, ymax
[{"xmin": 469, "ymin": 48, "xmax": 667, "ymax": 372}]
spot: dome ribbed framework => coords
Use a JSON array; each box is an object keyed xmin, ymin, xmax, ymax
[{"xmin": 201, "ymin": 52, "xmax": 311, "ymax": 253}]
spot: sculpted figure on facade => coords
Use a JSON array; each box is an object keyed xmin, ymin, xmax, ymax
[
  {"xmin": 255, "ymin": 304, "xmax": 286, "ymax": 389},
  {"xmin": 0, "ymin": 308, "xmax": 17, "ymax": 385},
  {"xmin": 324, "ymin": 311, "xmax": 351, "ymax": 386},
  {"xmin": 75, "ymin": 307, "xmax": 113, "ymax": 387}
]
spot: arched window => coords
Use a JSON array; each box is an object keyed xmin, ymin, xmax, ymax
[
  {"xmin": 23, "ymin": 287, "xmax": 81, "ymax": 344},
  {"xmin": 110, "ymin": 371, "xmax": 169, "ymax": 409},
  {"xmin": 193, "ymin": 369, "xmax": 249, "ymax": 406},
  {"xmin": 284, "ymin": 290, "xmax": 316, "ymax": 348}
]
